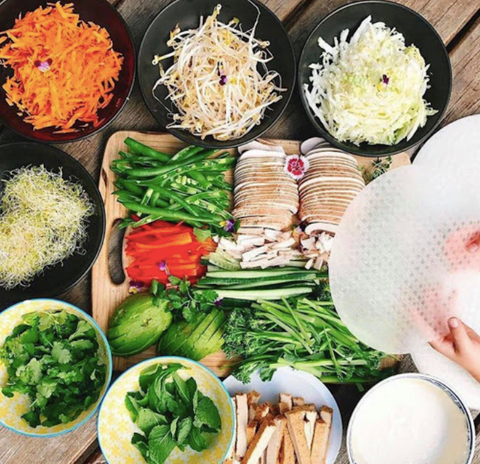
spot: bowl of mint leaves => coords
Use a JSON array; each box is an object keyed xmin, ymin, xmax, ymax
[
  {"xmin": 98, "ymin": 357, "xmax": 235, "ymax": 464},
  {"xmin": 0, "ymin": 299, "xmax": 112, "ymax": 437}
]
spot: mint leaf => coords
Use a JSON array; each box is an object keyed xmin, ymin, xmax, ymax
[
  {"xmin": 132, "ymin": 433, "xmax": 149, "ymax": 460},
  {"xmin": 176, "ymin": 417, "xmax": 193, "ymax": 445},
  {"xmin": 193, "ymin": 395, "xmax": 221, "ymax": 432},
  {"xmin": 147, "ymin": 425, "xmax": 176, "ymax": 464},
  {"xmin": 137, "ymin": 408, "xmax": 167, "ymax": 436},
  {"xmin": 188, "ymin": 426, "xmax": 208, "ymax": 452}
]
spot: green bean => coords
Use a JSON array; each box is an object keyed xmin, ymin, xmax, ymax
[
  {"xmin": 188, "ymin": 171, "xmax": 211, "ymax": 189},
  {"xmin": 124, "ymin": 138, "xmax": 171, "ymax": 163},
  {"xmin": 141, "ymin": 188, "xmax": 154, "ymax": 206},
  {"xmin": 150, "ymin": 191, "xmax": 160, "ymax": 206},
  {"xmin": 186, "ymin": 191, "xmax": 228, "ymax": 203},
  {"xmin": 169, "ymin": 183, "xmax": 202, "ymax": 196},
  {"xmin": 166, "ymin": 146, "xmax": 204, "ymax": 165},
  {"xmin": 157, "ymin": 158, "xmax": 235, "ymax": 185},
  {"xmin": 115, "ymin": 178, "xmax": 144, "ymax": 196},
  {"xmin": 119, "ymin": 201, "xmax": 220, "ymax": 224}
]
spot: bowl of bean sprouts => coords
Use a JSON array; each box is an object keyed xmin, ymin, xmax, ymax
[{"xmin": 138, "ymin": 0, "xmax": 295, "ymax": 148}]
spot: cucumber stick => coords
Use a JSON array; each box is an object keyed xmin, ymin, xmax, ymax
[
  {"xmin": 210, "ymin": 287, "xmax": 314, "ymax": 301},
  {"xmin": 197, "ymin": 273, "xmax": 320, "ymax": 288}
]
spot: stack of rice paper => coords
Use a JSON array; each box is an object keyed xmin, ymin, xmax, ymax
[
  {"xmin": 233, "ymin": 149, "xmax": 298, "ymax": 231},
  {"xmin": 299, "ymin": 142, "xmax": 365, "ymax": 234}
]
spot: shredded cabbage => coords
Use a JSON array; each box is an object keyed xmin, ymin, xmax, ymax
[
  {"xmin": 152, "ymin": 4, "xmax": 285, "ymax": 141},
  {"xmin": 304, "ymin": 16, "xmax": 437, "ymax": 146}
]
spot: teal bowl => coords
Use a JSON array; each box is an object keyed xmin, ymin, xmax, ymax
[{"xmin": 0, "ymin": 299, "xmax": 112, "ymax": 437}]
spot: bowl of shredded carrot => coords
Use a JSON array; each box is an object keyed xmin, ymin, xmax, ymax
[{"xmin": 0, "ymin": 1, "xmax": 135, "ymax": 143}]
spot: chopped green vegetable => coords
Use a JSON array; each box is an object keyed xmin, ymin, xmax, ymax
[
  {"xmin": 0, "ymin": 310, "xmax": 107, "ymax": 428},
  {"xmin": 126, "ymin": 363, "xmax": 221, "ymax": 464},
  {"xmin": 196, "ymin": 268, "xmax": 327, "ymax": 301},
  {"xmin": 361, "ymin": 156, "xmax": 393, "ymax": 184},
  {"xmin": 223, "ymin": 286, "xmax": 394, "ymax": 387},
  {"xmin": 111, "ymin": 138, "xmax": 233, "ymax": 235}
]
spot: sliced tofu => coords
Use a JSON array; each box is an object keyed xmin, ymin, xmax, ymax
[
  {"xmin": 279, "ymin": 393, "xmax": 293, "ymax": 410},
  {"xmin": 265, "ymin": 416, "xmax": 286, "ymax": 464},
  {"xmin": 254, "ymin": 403, "xmax": 270, "ymax": 422},
  {"xmin": 317, "ymin": 407, "xmax": 333, "ymax": 464},
  {"xmin": 304, "ymin": 410, "xmax": 318, "ymax": 451},
  {"xmin": 248, "ymin": 391, "xmax": 262, "ymax": 421},
  {"xmin": 280, "ymin": 430, "xmax": 296, "ymax": 464},
  {"xmin": 236, "ymin": 393, "xmax": 249, "ymax": 461},
  {"xmin": 279, "ymin": 394, "xmax": 295, "ymax": 464},
  {"xmin": 293, "ymin": 397, "xmax": 305, "ymax": 407},
  {"xmin": 247, "ymin": 421, "xmax": 258, "ymax": 447},
  {"xmin": 242, "ymin": 418, "xmax": 277, "ymax": 464},
  {"xmin": 286, "ymin": 409, "xmax": 313, "ymax": 464},
  {"xmin": 310, "ymin": 420, "xmax": 328, "ymax": 464}
]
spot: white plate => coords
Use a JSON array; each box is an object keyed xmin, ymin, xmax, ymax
[{"xmin": 223, "ymin": 366, "xmax": 343, "ymax": 464}]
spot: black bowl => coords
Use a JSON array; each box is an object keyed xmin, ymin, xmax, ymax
[
  {"xmin": 138, "ymin": 0, "xmax": 296, "ymax": 149},
  {"xmin": 0, "ymin": 143, "xmax": 106, "ymax": 304},
  {"xmin": 298, "ymin": 0, "xmax": 452, "ymax": 157},
  {"xmin": 0, "ymin": 0, "xmax": 136, "ymax": 144}
]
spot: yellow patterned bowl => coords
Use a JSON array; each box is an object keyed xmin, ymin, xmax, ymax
[
  {"xmin": 0, "ymin": 299, "xmax": 112, "ymax": 437},
  {"xmin": 98, "ymin": 357, "xmax": 235, "ymax": 464}
]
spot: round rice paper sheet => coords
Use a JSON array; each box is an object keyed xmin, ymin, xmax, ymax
[{"xmin": 329, "ymin": 164, "xmax": 480, "ymax": 354}]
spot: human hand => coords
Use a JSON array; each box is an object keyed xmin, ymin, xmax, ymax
[{"xmin": 430, "ymin": 317, "xmax": 480, "ymax": 383}]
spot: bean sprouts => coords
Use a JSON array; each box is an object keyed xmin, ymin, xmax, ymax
[
  {"xmin": 0, "ymin": 166, "xmax": 94, "ymax": 289},
  {"xmin": 152, "ymin": 4, "xmax": 285, "ymax": 141}
]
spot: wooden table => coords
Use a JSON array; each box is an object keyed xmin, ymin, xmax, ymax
[{"xmin": 1, "ymin": 0, "xmax": 479, "ymax": 462}]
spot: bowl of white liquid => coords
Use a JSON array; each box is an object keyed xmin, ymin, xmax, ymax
[{"xmin": 348, "ymin": 373, "xmax": 475, "ymax": 464}]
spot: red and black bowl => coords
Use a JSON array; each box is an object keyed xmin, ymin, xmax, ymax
[{"xmin": 0, "ymin": 0, "xmax": 136, "ymax": 143}]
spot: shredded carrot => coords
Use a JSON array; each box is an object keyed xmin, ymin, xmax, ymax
[{"xmin": 0, "ymin": 2, "xmax": 124, "ymax": 132}]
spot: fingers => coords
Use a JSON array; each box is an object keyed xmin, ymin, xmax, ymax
[
  {"xmin": 429, "ymin": 335, "xmax": 453, "ymax": 358},
  {"xmin": 467, "ymin": 233, "xmax": 480, "ymax": 252},
  {"xmin": 447, "ymin": 317, "xmax": 472, "ymax": 353}
]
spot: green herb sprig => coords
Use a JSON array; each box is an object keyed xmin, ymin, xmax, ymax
[
  {"xmin": 126, "ymin": 363, "xmax": 221, "ymax": 464},
  {"xmin": 0, "ymin": 310, "xmax": 107, "ymax": 427}
]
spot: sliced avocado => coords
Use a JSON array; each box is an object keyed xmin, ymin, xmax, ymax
[
  {"xmin": 159, "ymin": 310, "xmax": 219, "ymax": 357},
  {"xmin": 182, "ymin": 309, "xmax": 225, "ymax": 360},
  {"xmin": 194, "ymin": 312, "xmax": 226, "ymax": 360}
]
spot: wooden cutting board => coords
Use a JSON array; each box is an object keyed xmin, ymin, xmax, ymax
[{"xmin": 92, "ymin": 130, "xmax": 411, "ymax": 374}]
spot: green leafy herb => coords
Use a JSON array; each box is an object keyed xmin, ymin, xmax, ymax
[
  {"xmin": 361, "ymin": 156, "xmax": 393, "ymax": 184},
  {"xmin": 223, "ymin": 286, "xmax": 395, "ymax": 388},
  {"xmin": 0, "ymin": 310, "xmax": 107, "ymax": 428},
  {"xmin": 126, "ymin": 363, "xmax": 221, "ymax": 464}
]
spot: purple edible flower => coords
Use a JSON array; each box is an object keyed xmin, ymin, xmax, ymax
[
  {"xmin": 224, "ymin": 218, "xmax": 235, "ymax": 232},
  {"xmin": 215, "ymin": 297, "xmax": 223, "ymax": 307},
  {"xmin": 158, "ymin": 260, "xmax": 170, "ymax": 275},
  {"xmin": 382, "ymin": 74, "xmax": 389, "ymax": 85},
  {"xmin": 219, "ymin": 75, "xmax": 228, "ymax": 86},
  {"xmin": 129, "ymin": 280, "xmax": 145, "ymax": 294},
  {"xmin": 35, "ymin": 58, "xmax": 53, "ymax": 73}
]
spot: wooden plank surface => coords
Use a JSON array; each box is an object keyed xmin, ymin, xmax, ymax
[
  {"xmin": 0, "ymin": 0, "xmax": 480, "ymax": 462},
  {"xmin": 0, "ymin": 416, "xmax": 98, "ymax": 464},
  {"xmin": 445, "ymin": 15, "xmax": 480, "ymax": 124},
  {"xmin": 93, "ymin": 131, "xmax": 409, "ymax": 373}
]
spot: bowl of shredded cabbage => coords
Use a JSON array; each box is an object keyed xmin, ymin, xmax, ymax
[
  {"xmin": 299, "ymin": 1, "xmax": 452, "ymax": 157},
  {"xmin": 0, "ymin": 142, "xmax": 106, "ymax": 303},
  {"xmin": 138, "ymin": 0, "xmax": 295, "ymax": 149}
]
